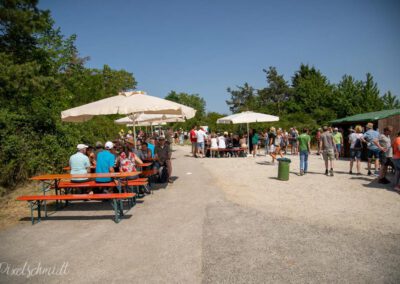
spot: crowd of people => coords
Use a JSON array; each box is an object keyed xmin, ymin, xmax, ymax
[
  {"xmin": 69, "ymin": 131, "xmax": 175, "ymax": 196},
  {"xmin": 186, "ymin": 123, "xmax": 400, "ymax": 191}
]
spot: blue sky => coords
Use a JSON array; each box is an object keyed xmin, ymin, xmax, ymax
[{"xmin": 40, "ymin": 0, "xmax": 400, "ymax": 114}]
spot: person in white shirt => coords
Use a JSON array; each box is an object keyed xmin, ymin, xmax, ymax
[
  {"xmin": 217, "ymin": 133, "xmax": 226, "ymax": 157},
  {"xmin": 196, "ymin": 127, "xmax": 207, "ymax": 158},
  {"xmin": 210, "ymin": 133, "xmax": 219, "ymax": 158}
]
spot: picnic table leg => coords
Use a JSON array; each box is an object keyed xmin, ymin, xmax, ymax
[
  {"xmin": 29, "ymin": 201, "xmax": 34, "ymax": 225},
  {"xmin": 37, "ymin": 200, "xmax": 41, "ymax": 222},
  {"xmin": 112, "ymin": 199, "xmax": 120, "ymax": 223}
]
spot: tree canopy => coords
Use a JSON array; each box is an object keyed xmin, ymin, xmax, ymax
[{"xmin": 0, "ymin": 0, "xmax": 136, "ymax": 188}]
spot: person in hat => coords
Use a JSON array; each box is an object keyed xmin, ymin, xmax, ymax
[
  {"xmin": 361, "ymin": 122, "xmax": 380, "ymax": 176},
  {"xmin": 95, "ymin": 141, "xmax": 116, "ymax": 183},
  {"xmin": 154, "ymin": 136, "xmax": 173, "ymax": 183},
  {"xmin": 70, "ymin": 144, "xmax": 91, "ymax": 183}
]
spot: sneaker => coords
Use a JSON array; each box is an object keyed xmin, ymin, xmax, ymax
[
  {"xmin": 374, "ymin": 171, "xmax": 380, "ymax": 176},
  {"xmin": 330, "ymin": 169, "xmax": 334, "ymax": 176},
  {"xmin": 378, "ymin": 178, "xmax": 391, "ymax": 184},
  {"xmin": 367, "ymin": 171, "xmax": 372, "ymax": 176},
  {"xmin": 325, "ymin": 169, "xmax": 329, "ymax": 176},
  {"xmin": 349, "ymin": 171, "xmax": 353, "ymax": 175},
  {"xmin": 300, "ymin": 170, "xmax": 304, "ymax": 176}
]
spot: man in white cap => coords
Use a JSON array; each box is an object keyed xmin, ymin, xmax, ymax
[
  {"xmin": 95, "ymin": 141, "xmax": 115, "ymax": 183},
  {"xmin": 70, "ymin": 144, "xmax": 90, "ymax": 182}
]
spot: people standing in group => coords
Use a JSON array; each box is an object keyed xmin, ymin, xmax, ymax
[
  {"xmin": 189, "ymin": 126, "xmax": 197, "ymax": 157},
  {"xmin": 392, "ymin": 131, "xmax": 400, "ymax": 192},
  {"xmin": 154, "ymin": 136, "xmax": 173, "ymax": 183},
  {"xmin": 251, "ymin": 129, "xmax": 259, "ymax": 157},
  {"xmin": 320, "ymin": 126, "xmax": 336, "ymax": 176},
  {"xmin": 348, "ymin": 126, "xmax": 363, "ymax": 175},
  {"xmin": 315, "ymin": 128, "xmax": 321, "ymax": 155},
  {"xmin": 297, "ymin": 128, "xmax": 311, "ymax": 176},
  {"xmin": 376, "ymin": 126, "xmax": 392, "ymax": 184},
  {"xmin": 196, "ymin": 126, "xmax": 207, "ymax": 158},
  {"xmin": 332, "ymin": 127, "xmax": 343, "ymax": 159},
  {"xmin": 361, "ymin": 122, "xmax": 380, "ymax": 176}
]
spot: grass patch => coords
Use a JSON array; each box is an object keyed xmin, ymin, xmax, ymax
[{"xmin": 0, "ymin": 183, "xmax": 41, "ymax": 230}]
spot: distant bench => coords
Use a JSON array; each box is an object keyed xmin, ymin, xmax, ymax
[
  {"xmin": 206, "ymin": 147, "xmax": 247, "ymax": 157},
  {"xmin": 17, "ymin": 193, "xmax": 136, "ymax": 224}
]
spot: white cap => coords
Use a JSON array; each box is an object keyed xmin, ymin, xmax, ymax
[
  {"xmin": 105, "ymin": 141, "xmax": 114, "ymax": 149},
  {"xmin": 77, "ymin": 144, "xmax": 88, "ymax": 150}
]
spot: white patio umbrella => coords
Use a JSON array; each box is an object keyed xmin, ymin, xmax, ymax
[
  {"xmin": 61, "ymin": 90, "xmax": 196, "ymax": 145},
  {"xmin": 217, "ymin": 111, "xmax": 279, "ymax": 149},
  {"xmin": 115, "ymin": 114, "xmax": 185, "ymax": 133}
]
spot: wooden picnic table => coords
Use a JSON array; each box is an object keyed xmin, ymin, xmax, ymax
[{"xmin": 30, "ymin": 172, "xmax": 142, "ymax": 216}]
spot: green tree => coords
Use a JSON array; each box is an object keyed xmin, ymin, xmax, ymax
[
  {"xmin": 381, "ymin": 91, "xmax": 400, "ymax": 109},
  {"xmin": 258, "ymin": 66, "xmax": 291, "ymax": 116},
  {"xmin": 165, "ymin": 91, "xmax": 206, "ymax": 119},
  {"xmin": 226, "ymin": 83, "xmax": 257, "ymax": 113},
  {"xmin": 290, "ymin": 64, "xmax": 334, "ymax": 124},
  {"xmin": 0, "ymin": 0, "xmax": 137, "ymax": 188}
]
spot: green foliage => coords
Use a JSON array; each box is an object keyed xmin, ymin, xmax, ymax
[
  {"xmin": 226, "ymin": 64, "xmax": 398, "ymax": 130},
  {"xmin": 0, "ymin": 1, "xmax": 136, "ymax": 189},
  {"xmin": 226, "ymin": 83, "xmax": 257, "ymax": 113}
]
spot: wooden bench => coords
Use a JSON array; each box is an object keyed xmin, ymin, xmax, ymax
[
  {"xmin": 140, "ymin": 169, "xmax": 159, "ymax": 185},
  {"xmin": 17, "ymin": 193, "xmax": 136, "ymax": 224},
  {"xmin": 207, "ymin": 148, "xmax": 246, "ymax": 157}
]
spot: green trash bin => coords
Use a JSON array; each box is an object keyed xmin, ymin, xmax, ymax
[{"xmin": 277, "ymin": 158, "xmax": 291, "ymax": 181}]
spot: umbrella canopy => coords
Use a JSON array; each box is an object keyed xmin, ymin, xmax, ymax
[
  {"xmin": 114, "ymin": 114, "xmax": 185, "ymax": 125},
  {"xmin": 61, "ymin": 91, "xmax": 196, "ymax": 122},
  {"xmin": 217, "ymin": 111, "xmax": 279, "ymax": 153},
  {"xmin": 216, "ymin": 111, "xmax": 279, "ymax": 124}
]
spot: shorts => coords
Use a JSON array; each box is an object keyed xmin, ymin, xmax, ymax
[
  {"xmin": 197, "ymin": 142, "xmax": 204, "ymax": 150},
  {"xmin": 269, "ymin": 145, "xmax": 275, "ymax": 152},
  {"xmin": 322, "ymin": 149, "xmax": 335, "ymax": 161},
  {"xmin": 336, "ymin": 144, "xmax": 341, "ymax": 153},
  {"xmin": 368, "ymin": 149, "xmax": 380, "ymax": 159},
  {"xmin": 350, "ymin": 149, "xmax": 362, "ymax": 160}
]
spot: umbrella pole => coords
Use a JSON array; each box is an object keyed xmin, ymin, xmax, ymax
[
  {"xmin": 247, "ymin": 122, "xmax": 249, "ymax": 155},
  {"xmin": 133, "ymin": 123, "xmax": 136, "ymax": 149}
]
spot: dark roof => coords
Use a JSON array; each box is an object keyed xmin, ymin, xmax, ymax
[{"xmin": 331, "ymin": 109, "xmax": 400, "ymax": 124}]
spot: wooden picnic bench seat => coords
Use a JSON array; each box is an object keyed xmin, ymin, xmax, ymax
[
  {"xmin": 17, "ymin": 193, "xmax": 136, "ymax": 224},
  {"xmin": 56, "ymin": 178, "xmax": 148, "ymax": 189}
]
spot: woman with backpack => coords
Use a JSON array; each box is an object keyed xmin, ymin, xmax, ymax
[{"xmin": 349, "ymin": 125, "xmax": 363, "ymax": 175}]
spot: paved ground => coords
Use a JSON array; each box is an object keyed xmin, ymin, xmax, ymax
[{"xmin": 0, "ymin": 146, "xmax": 399, "ymax": 283}]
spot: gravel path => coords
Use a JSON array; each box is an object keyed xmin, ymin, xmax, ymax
[{"xmin": 0, "ymin": 145, "xmax": 399, "ymax": 283}]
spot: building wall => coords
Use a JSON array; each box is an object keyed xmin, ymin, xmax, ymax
[{"xmin": 378, "ymin": 114, "xmax": 400, "ymax": 141}]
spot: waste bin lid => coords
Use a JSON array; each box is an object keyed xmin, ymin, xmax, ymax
[{"xmin": 277, "ymin": 157, "xmax": 291, "ymax": 163}]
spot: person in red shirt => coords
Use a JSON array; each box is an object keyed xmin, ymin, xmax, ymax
[
  {"xmin": 189, "ymin": 126, "xmax": 197, "ymax": 157},
  {"xmin": 392, "ymin": 131, "xmax": 400, "ymax": 191}
]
